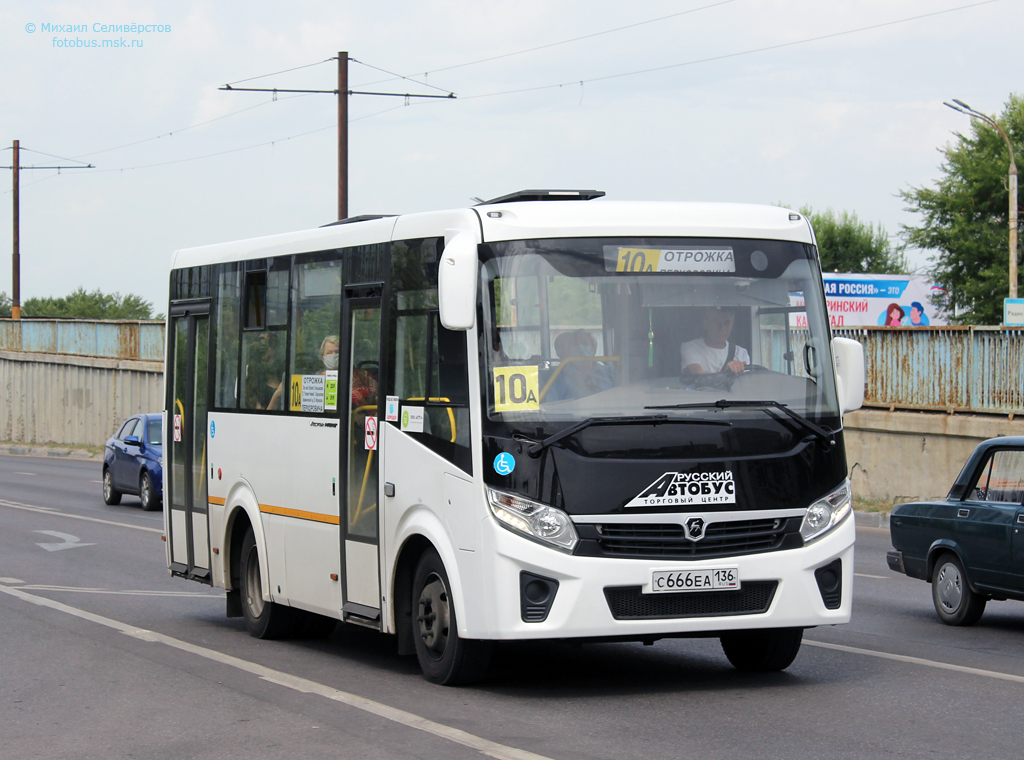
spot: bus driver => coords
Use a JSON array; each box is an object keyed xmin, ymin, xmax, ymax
[{"xmin": 681, "ymin": 307, "xmax": 750, "ymax": 375}]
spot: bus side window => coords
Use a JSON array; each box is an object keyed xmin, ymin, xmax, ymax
[
  {"xmin": 388, "ymin": 238, "xmax": 472, "ymax": 471},
  {"xmin": 214, "ymin": 263, "xmax": 241, "ymax": 409},
  {"xmin": 289, "ymin": 257, "xmax": 342, "ymax": 379}
]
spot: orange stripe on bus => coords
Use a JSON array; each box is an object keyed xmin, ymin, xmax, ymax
[
  {"xmin": 259, "ymin": 504, "xmax": 340, "ymax": 525},
  {"xmin": 208, "ymin": 497, "xmax": 226, "ymax": 506}
]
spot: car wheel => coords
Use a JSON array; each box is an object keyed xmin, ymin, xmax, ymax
[
  {"xmin": 412, "ymin": 548, "xmax": 492, "ymax": 685},
  {"xmin": 139, "ymin": 471, "xmax": 160, "ymax": 511},
  {"xmin": 720, "ymin": 628, "xmax": 803, "ymax": 672},
  {"xmin": 239, "ymin": 527, "xmax": 295, "ymax": 639},
  {"xmin": 102, "ymin": 467, "xmax": 122, "ymax": 505},
  {"xmin": 931, "ymin": 553, "xmax": 986, "ymax": 626}
]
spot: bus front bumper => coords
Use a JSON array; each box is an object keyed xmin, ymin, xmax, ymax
[{"xmin": 470, "ymin": 511, "xmax": 854, "ymax": 640}]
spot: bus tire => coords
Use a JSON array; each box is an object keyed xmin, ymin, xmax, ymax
[
  {"xmin": 240, "ymin": 527, "xmax": 294, "ymax": 640},
  {"xmin": 412, "ymin": 548, "xmax": 492, "ymax": 685},
  {"xmin": 720, "ymin": 627, "xmax": 803, "ymax": 672}
]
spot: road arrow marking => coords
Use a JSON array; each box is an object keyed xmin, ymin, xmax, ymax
[{"xmin": 34, "ymin": 530, "xmax": 97, "ymax": 552}]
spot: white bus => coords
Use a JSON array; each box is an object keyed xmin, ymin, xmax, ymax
[{"xmin": 164, "ymin": 190, "xmax": 865, "ymax": 684}]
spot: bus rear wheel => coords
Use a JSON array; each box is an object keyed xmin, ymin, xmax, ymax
[
  {"xmin": 412, "ymin": 548, "xmax": 491, "ymax": 685},
  {"xmin": 240, "ymin": 527, "xmax": 294, "ymax": 640},
  {"xmin": 720, "ymin": 628, "xmax": 803, "ymax": 672}
]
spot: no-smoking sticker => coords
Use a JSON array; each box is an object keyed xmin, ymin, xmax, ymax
[
  {"xmin": 173, "ymin": 414, "xmax": 182, "ymax": 442},
  {"xmin": 364, "ymin": 416, "xmax": 377, "ymax": 451}
]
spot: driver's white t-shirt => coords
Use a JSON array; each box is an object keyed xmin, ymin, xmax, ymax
[{"xmin": 680, "ymin": 338, "xmax": 750, "ymax": 374}]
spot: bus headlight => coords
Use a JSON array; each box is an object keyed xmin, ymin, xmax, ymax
[
  {"xmin": 487, "ymin": 488, "xmax": 578, "ymax": 553},
  {"xmin": 800, "ymin": 479, "xmax": 852, "ymax": 544}
]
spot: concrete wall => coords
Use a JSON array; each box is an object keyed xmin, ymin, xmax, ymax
[
  {"xmin": 0, "ymin": 350, "xmax": 163, "ymax": 447},
  {"xmin": 844, "ymin": 409, "xmax": 1024, "ymax": 504}
]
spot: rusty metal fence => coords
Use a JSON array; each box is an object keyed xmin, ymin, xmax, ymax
[
  {"xmin": 0, "ymin": 319, "xmax": 165, "ymax": 446},
  {"xmin": 834, "ymin": 326, "xmax": 1024, "ymax": 415},
  {"xmin": 0, "ymin": 318, "xmax": 164, "ymax": 360}
]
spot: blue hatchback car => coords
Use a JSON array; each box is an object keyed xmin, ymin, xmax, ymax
[{"xmin": 103, "ymin": 413, "xmax": 163, "ymax": 511}]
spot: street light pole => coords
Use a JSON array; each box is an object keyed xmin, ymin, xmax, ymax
[{"xmin": 944, "ymin": 100, "xmax": 1019, "ymax": 300}]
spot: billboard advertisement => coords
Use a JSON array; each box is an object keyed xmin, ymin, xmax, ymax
[{"xmin": 791, "ymin": 274, "xmax": 946, "ymax": 328}]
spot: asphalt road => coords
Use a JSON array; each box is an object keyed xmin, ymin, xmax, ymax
[{"xmin": 3, "ymin": 453, "xmax": 1023, "ymax": 760}]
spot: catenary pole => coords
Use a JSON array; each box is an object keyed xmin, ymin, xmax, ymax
[
  {"xmin": 220, "ymin": 53, "xmax": 454, "ymax": 222},
  {"xmin": 3, "ymin": 141, "xmax": 94, "ymax": 320},
  {"xmin": 338, "ymin": 51, "xmax": 348, "ymax": 221},
  {"xmin": 12, "ymin": 140, "xmax": 19, "ymax": 319}
]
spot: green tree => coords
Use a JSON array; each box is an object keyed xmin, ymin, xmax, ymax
[
  {"xmin": 900, "ymin": 94, "xmax": 1023, "ymax": 325},
  {"xmin": 0, "ymin": 291, "xmax": 10, "ymax": 318},
  {"xmin": 22, "ymin": 287, "xmax": 157, "ymax": 319},
  {"xmin": 800, "ymin": 207, "xmax": 908, "ymax": 274}
]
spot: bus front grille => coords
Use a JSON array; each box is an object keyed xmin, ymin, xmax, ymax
[
  {"xmin": 604, "ymin": 581, "xmax": 778, "ymax": 620},
  {"xmin": 578, "ymin": 517, "xmax": 802, "ymax": 560}
]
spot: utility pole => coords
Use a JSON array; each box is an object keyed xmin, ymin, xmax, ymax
[
  {"xmin": 12, "ymin": 140, "xmax": 19, "ymax": 319},
  {"xmin": 3, "ymin": 141, "xmax": 94, "ymax": 320},
  {"xmin": 221, "ymin": 52, "xmax": 455, "ymax": 222},
  {"xmin": 338, "ymin": 52, "xmax": 348, "ymax": 221}
]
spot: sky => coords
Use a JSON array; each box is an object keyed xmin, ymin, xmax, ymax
[{"xmin": 0, "ymin": 0, "xmax": 1020, "ymax": 313}]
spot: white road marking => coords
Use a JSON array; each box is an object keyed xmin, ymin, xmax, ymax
[
  {"xmin": 34, "ymin": 530, "xmax": 97, "ymax": 552},
  {"xmin": 805, "ymin": 640, "xmax": 1024, "ymax": 684},
  {"xmin": 0, "ymin": 499, "xmax": 162, "ymax": 534},
  {"xmin": 0, "ymin": 578, "xmax": 25, "ymax": 584},
  {"xmin": 21, "ymin": 584, "xmax": 219, "ymax": 598},
  {"xmin": 854, "ymin": 573, "xmax": 888, "ymax": 579},
  {"xmin": 14, "ymin": 472, "xmax": 37, "ymax": 476},
  {"xmin": 0, "ymin": 584, "xmax": 555, "ymax": 760},
  {"xmin": 91, "ymin": 480, "xmax": 103, "ymax": 484}
]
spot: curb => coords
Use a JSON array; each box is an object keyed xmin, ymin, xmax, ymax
[
  {"xmin": 855, "ymin": 510, "xmax": 890, "ymax": 529},
  {"xmin": 3, "ymin": 445, "xmax": 98, "ymax": 459}
]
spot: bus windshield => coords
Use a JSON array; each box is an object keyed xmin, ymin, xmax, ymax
[{"xmin": 480, "ymin": 236, "xmax": 840, "ymax": 430}]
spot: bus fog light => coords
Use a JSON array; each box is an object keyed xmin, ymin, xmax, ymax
[
  {"xmin": 487, "ymin": 488, "xmax": 578, "ymax": 553},
  {"xmin": 800, "ymin": 479, "xmax": 852, "ymax": 543}
]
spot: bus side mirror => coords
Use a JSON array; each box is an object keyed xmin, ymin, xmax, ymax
[
  {"xmin": 831, "ymin": 337, "xmax": 864, "ymax": 414},
  {"xmin": 438, "ymin": 230, "xmax": 478, "ymax": 331}
]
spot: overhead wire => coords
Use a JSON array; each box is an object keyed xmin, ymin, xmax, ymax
[
  {"xmin": 70, "ymin": 94, "xmax": 315, "ymax": 160},
  {"xmin": 459, "ymin": 0, "xmax": 1005, "ymax": 101},
  {"xmin": 225, "ymin": 56, "xmax": 337, "ymax": 86},
  {"xmin": 349, "ymin": 58, "xmax": 454, "ymax": 95},
  {"xmin": 83, "ymin": 103, "xmax": 409, "ymax": 174},
  {"xmin": 350, "ymin": 0, "xmax": 736, "ymax": 87},
  {"xmin": 6, "ymin": 0, "xmax": 1002, "ymax": 179},
  {"xmin": 19, "ymin": 148, "xmax": 92, "ymax": 166}
]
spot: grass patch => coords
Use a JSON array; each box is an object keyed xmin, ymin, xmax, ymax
[{"xmin": 853, "ymin": 497, "xmax": 895, "ymax": 514}]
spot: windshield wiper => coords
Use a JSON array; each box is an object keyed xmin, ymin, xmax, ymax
[
  {"xmin": 644, "ymin": 399, "xmax": 835, "ymax": 447},
  {"xmin": 522, "ymin": 414, "xmax": 731, "ymax": 457}
]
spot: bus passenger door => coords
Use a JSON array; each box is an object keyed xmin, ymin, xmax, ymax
[
  {"xmin": 341, "ymin": 296, "xmax": 383, "ymax": 624},
  {"xmin": 167, "ymin": 307, "xmax": 212, "ymax": 583}
]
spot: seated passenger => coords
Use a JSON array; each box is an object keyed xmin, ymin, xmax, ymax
[
  {"xmin": 245, "ymin": 332, "xmax": 285, "ymax": 410},
  {"xmin": 318, "ymin": 334, "xmax": 340, "ymax": 374},
  {"xmin": 681, "ymin": 307, "xmax": 750, "ymax": 375},
  {"xmin": 546, "ymin": 329, "xmax": 613, "ymax": 401}
]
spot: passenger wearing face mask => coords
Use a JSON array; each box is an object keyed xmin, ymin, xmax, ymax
[{"xmin": 318, "ymin": 335, "xmax": 341, "ymax": 373}]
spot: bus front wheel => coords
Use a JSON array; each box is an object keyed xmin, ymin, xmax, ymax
[
  {"xmin": 240, "ymin": 527, "xmax": 294, "ymax": 640},
  {"xmin": 720, "ymin": 627, "xmax": 803, "ymax": 672},
  {"xmin": 412, "ymin": 548, "xmax": 492, "ymax": 685}
]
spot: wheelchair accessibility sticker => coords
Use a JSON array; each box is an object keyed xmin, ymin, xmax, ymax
[{"xmin": 493, "ymin": 452, "xmax": 516, "ymax": 476}]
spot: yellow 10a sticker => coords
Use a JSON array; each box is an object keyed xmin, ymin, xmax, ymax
[{"xmin": 492, "ymin": 366, "xmax": 540, "ymax": 412}]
